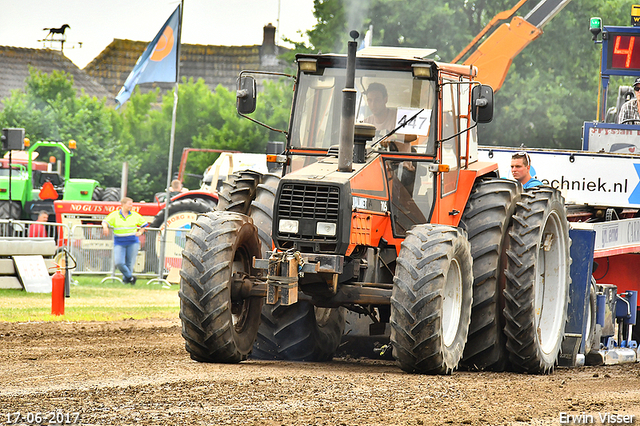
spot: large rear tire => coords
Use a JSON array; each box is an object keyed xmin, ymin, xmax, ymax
[
  {"xmin": 459, "ymin": 177, "xmax": 520, "ymax": 371},
  {"xmin": 504, "ymin": 187, "xmax": 571, "ymax": 374},
  {"xmin": 179, "ymin": 211, "xmax": 263, "ymax": 363},
  {"xmin": 91, "ymin": 187, "xmax": 103, "ymax": 201},
  {"xmin": 215, "ymin": 170, "xmax": 263, "ymax": 214},
  {"xmin": 390, "ymin": 224, "xmax": 473, "ymax": 374},
  {"xmin": 249, "ymin": 174, "xmax": 280, "ymax": 255},
  {"xmin": 0, "ymin": 201, "xmax": 21, "ymax": 219},
  {"xmin": 101, "ymin": 187, "xmax": 121, "ymax": 202},
  {"xmin": 253, "ymin": 302, "xmax": 345, "ymax": 361}
]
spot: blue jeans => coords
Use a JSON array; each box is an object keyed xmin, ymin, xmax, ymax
[{"xmin": 113, "ymin": 242, "xmax": 139, "ymax": 282}]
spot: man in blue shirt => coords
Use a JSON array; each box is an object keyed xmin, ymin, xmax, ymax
[{"xmin": 511, "ymin": 152, "xmax": 542, "ymax": 189}]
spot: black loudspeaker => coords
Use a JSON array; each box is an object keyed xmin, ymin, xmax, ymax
[{"xmin": 2, "ymin": 128, "xmax": 25, "ymax": 151}]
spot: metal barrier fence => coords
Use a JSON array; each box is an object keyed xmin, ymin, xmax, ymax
[
  {"xmin": 69, "ymin": 224, "xmax": 187, "ymax": 282},
  {"xmin": 0, "ymin": 219, "xmax": 71, "ymax": 280},
  {"xmin": 0, "ymin": 220, "xmax": 188, "ymax": 284},
  {"xmin": 0, "ymin": 219, "xmax": 70, "ymax": 247}
]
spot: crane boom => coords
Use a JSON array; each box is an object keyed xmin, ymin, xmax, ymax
[{"xmin": 456, "ymin": 0, "xmax": 572, "ymax": 92}]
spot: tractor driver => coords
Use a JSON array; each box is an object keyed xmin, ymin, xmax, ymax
[
  {"xmin": 511, "ymin": 152, "xmax": 542, "ymax": 189},
  {"xmin": 364, "ymin": 83, "xmax": 412, "ymax": 153},
  {"xmin": 364, "ymin": 83, "xmax": 396, "ymax": 136}
]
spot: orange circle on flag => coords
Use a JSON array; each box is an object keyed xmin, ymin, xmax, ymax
[{"xmin": 150, "ymin": 26, "xmax": 174, "ymax": 61}]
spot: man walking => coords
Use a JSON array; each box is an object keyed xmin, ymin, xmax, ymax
[{"xmin": 102, "ymin": 197, "xmax": 148, "ymax": 285}]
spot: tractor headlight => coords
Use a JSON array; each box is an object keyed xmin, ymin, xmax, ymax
[
  {"xmin": 279, "ymin": 219, "xmax": 299, "ymax": 234},
  {"xmin": 316, "ymin": 222, "xmax": 337, "ymax": 237}
]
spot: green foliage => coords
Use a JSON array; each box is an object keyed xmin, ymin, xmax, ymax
[
  {"xmin": 122, "ymin": 78, "xmax": 293, "ymax": 195},
  {"xmin": 281, "ymin": 0, "xmax": 349, "ymax": 62},
  {"xmin": 481, "ymin": 0, "xmax": 634, "ymax": 149},
  {"xmin": 0, "ymin": 69, "xmax": 294, "ymax": 200},
  {"xmin": 0, "ymin": 67, "xmax": 146, "ymax": 194}
]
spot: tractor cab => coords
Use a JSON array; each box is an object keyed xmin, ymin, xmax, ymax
[{"xmin": 238, "ymin": 46, "xmax": 494, "ymax": 249}]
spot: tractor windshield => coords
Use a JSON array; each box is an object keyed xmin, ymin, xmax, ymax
[{"xmin": 290, "ymin": 67, "xmax": 436, "ymax": 154}]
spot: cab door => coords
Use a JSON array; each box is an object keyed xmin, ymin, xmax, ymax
[{"xmin": 433, "ymin": 77, "xmax": 461, "ymax": 225}]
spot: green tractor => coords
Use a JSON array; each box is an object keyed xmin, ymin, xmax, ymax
[{"xmin": 0, "ymin": 140, "xmax": 101, "ymax": 220}]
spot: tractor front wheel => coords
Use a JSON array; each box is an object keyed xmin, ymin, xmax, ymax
[
  {"xmin": 390, "ymin": 224, "xmax": 473, "ymax": 374},
  {"xmin": 179, "ymin": 211, "xmax": 263, "ymax": 362}
]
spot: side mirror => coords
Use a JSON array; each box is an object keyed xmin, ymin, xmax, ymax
[
  {"xmin": 471, "ymin": 84, "xmax": 494, "ymax": 123},
  {"xmin": 236, "ymin": 76, "xmax": 257, "ymax": 114}
]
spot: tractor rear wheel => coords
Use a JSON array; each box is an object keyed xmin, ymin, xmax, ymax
[
  {"xmin": 253, "ymin": 302, "xmax": 345, "ymax": 361},
  {"xmin": 459, "ymin": 177, "xmax": 520, "ymax": 371},
  {"xmin": 249, "ymin": 174, "xmax": 280, "ymax": 254},
  {"xmin": 215, "ymin": 171, "xmax": 263, "ymax": 214},
  {"xmin": 91, "ymin": 187, "xmax": 103, "ymax": 201},
  {"xmin": 504, "ymin": 187, "xmax": 571, "ymax": 373},
  {"xmin": 247, "ymin": 174, "xmax": 346, "ymax": 361},
  {"xmin": 390, "ymin": 224, "xmax": 473, "ymax": 374},
  {"xmin": 101, "ymin": 187, "xmax": 121, "ymax": 202},
  {"xmin": 0, "ymin": 201, "xmax": 21, "ymax": 220},
  {"xmin": 179, "ymin": 211, "xmax": 263, "ymax": 363}
]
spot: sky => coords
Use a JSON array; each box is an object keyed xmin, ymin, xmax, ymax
[{"xmin": 0, "ymin": 0, "xmax": 317, "ymax": 69}]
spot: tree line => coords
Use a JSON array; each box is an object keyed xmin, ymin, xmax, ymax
[{"xmin": 0, "ymin": 68, "xmax": 291, "ymax": 201}]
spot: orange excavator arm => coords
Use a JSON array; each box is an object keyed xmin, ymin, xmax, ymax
[{"xmin": 455, "ymin": 0, "xmax": 572, "ymax": 92}]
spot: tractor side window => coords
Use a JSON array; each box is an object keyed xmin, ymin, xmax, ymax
[
  {"xmin": 290, "ymin": 75, "xmax": 340, "ymax": 150},
  {"xmin": 385, "ymin": 158, "xmax": 434, "ymax": 237},
  {"xmin": 440, "ymin": 81, "xmax": 460, "ymax": 197}
]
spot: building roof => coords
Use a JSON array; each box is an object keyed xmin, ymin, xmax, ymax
[
  {"xmin": 84, "ymin": 23, "xmax": 291, "ymax": 98},
  {"xmin": 0, "ymin": 24, "xmax": 290, "ymax": 108},
  {"xmin": 0, "ymin": 46, "xmax": 112, "ymax": 105}
]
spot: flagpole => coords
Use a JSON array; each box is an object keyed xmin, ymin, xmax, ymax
[{"xmin": 156, "ymin": 0, "xmax": 184, "ymax": 286}]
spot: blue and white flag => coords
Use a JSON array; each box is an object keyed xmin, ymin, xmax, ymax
[{"xmin": 115, "ymin": 5, "xmax": 181, "ymax": 108}]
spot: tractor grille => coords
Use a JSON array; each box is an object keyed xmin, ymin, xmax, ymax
[
  {"xmin": 276, "ymin": 183, "xmax": 341, "ymax": 252},
  {"xmin": 278, "ymin": 183, "xmax": 340, "ymax": 221}
]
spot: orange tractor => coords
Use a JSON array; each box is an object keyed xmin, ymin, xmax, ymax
[{"xmin": 178, "ymin": 32, "xmax": 571, "ymax": 374}]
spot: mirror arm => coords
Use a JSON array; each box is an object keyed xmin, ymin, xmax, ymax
[{"xmin": 237, "ymin": 112, "xmax": 289, "ymax": 138}]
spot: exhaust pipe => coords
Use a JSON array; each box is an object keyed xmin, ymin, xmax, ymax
[{"xmin": 338, "ymin": 31, "xmax": 359, "ymax": 172}]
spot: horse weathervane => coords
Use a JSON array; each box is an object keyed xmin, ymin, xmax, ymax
[{"xmin": 40, "ymin": 24, "xmax": 71, "ymax": 52}]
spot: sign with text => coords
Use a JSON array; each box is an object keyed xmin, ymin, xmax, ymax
[
  {"xmin": 478, "ymin": 147, "xmax": 640, "ymax": 208},
  {"xmin": 395, "ymin": 108, "xmax": 432, "ymax": 136}
]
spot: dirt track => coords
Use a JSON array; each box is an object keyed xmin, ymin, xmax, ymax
[{"xmin": 0, "ymin": 319, "xmax": 639, "ymax": 426}]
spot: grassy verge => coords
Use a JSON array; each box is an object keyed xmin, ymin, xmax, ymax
[{"xmin": 0, "ymin": 276, "xmax": 180, "ymax": 322}]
